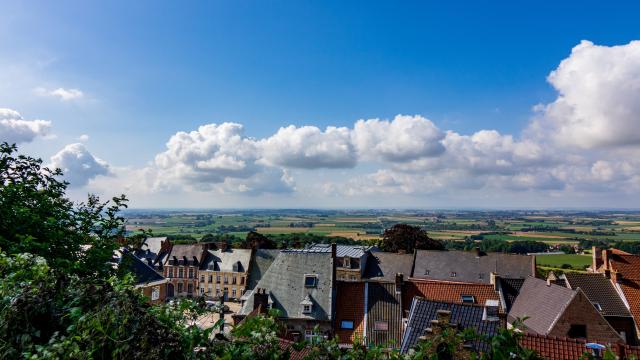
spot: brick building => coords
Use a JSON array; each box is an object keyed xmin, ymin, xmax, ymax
[{"xmin": 163, "ymin": 244, "xmax": 208, "ymax": 298}]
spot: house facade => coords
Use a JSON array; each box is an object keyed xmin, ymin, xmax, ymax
[
  {"xmin": 163, "ymin": 244, "xmax": 208, "ymax": 298},
  {"xmin": 199, "ymin": 243, "xmax": 252, "ymax": 300}
]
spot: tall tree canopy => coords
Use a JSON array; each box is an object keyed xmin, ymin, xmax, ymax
[
  {"xmin": 0, "ymin": 143, "xmax": 126, "ymax": 276},
  {"xmin": 379, "ymin": 223, "xmax": 444, "ymax": 253}
]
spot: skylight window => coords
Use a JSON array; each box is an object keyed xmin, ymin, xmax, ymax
[
  {"xmin": 461, "ymin": 295, "xmax": 475, "ymax": 304},
  {"xmin": 450, "ymin": 272, "xmax": 457, "ymax": 277},
  {"xmin": 340, "ymin": 320, "xmax": 354, "ymax": 329},
  {"xmin": 304, "ymin": 274, "xmax": 318, "ymax": 287},
  {"xmin": 593, "ymin": 302, "xmax": 603, "ymax": 311}
]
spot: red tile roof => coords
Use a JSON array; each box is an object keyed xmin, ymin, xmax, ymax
[
  {"xmin": 520, "ymin": 334, "xmax": 589, "ymax": 360},
  {"xmin": 403, "ymin": 278, "xmax": 501, "ymax": 312},
  {"xmin": 278, "ymin": 338, "xmax": 311, "ymax": 360},
  {"xmin": 520, "ymin": 333, "xmax": 640, "ymax": 360},
  {"xmin": 335, "ymin": 281, "xmax": 365, "ymax": 344},
  {"xmin": 609, "ymin": 254, "xmax": 640, "ymax": 326}
]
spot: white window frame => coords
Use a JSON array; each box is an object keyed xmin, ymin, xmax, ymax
[
  {"xmin": 304, "ymin": 274, "xmax": 318, "ymax": 288},
  {"xmin": 151, "ymin": 286, "xmax": 160, "ymax": 301}
]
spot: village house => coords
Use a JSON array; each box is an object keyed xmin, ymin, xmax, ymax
[
  {"xmin": 163, "ymin": 243, "xmax": 208, "ymax": 298},
  {"xmin": 198, "ymin": 242, "xmax": 252, "ymax": 300},
  {"xmin": 118, "ymin": 250, "xmax": 169, "ymax": 304},
  {"xmin": 508, "ymin": 277, "xmax": 623, "ymax": 344},
  {"xmin": 237, "ymin": 245, "xmax": 336, "ymax": 342}
]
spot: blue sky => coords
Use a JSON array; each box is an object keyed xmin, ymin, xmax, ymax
[{"xmin": 3, "ymin": 1, "xmax": 640, "ymax": 208}]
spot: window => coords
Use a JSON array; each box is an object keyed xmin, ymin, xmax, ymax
[
  {"xmin": 304, "ymin": 330, "xmax": 321, "ymax": 343},
  {"xmin": 593, "ymin": 302, "xmax": 603, "ymax": 311},
  {"xmin": 478, "ymin": 273, "xmax": 484, "ymax": 280},
  {"xmin": 232, "ymin": 289, "xmax": 236, "ymax": 298},
  {"xmin": 151, "ymin": 286, "xmax": 160, "ymax": 301},
  {"xmin": 168, "ymin": 268, "xmax": 174, "ymax": 278},
  {"xmin": 177, "ymin": 283, "xmax": 183, "ymax": 293},
  {"xmin": 568, "ymin": 324, "xmax": 587, "ymax": 339},
  {"xmin": 350, "ymin": 275, "xmax": 356, "ymax": 281},
  {"xmin": 200, "ymin": 287, "xmax": 205, "ymax": 295},
  {"xmin": 232, "ymin": 276, "xmax": 237, "ymax": 285},
  {"xmin": 424, "ymin": 269, "xmax": 430, "ymax": 275},
  {"xmin": 240, "ymin": 277, "xmax": 245, "ymax": 285},
  {"xmin": 304, "ymin": 275, "xmax": 318, "ymax": 287},
  {"xmin": 200, "ymin": 275, "xmax": 205, "ymax": 282},
  {"xmin": 303, "ymin": 305, "xmax": 312, "ymax": 313},
  {"xmin": 450, "ymin": 272, "xmax": 457, "ymax": 277},
  {"xmin": 216, "ymin": 275, "xmax": 221, "ymax": 283},
  {"xmin": 187, "ymin": 284, "xmax": 193, "ymax": 294},
  {"xmin": 344, "ymin": 257, "xmax": 351, "ymax": 268},
  {"xmin": 188, "ymin": 268, "xmax": 194, "ymax": 279},
  {"xmin": 340, "ymin": 320, "xmax": 354, "ymax": 329},
  {"xmin": 178, "ymin": 268, "xmax": 184, "ymax": 278},
  {"xmin": 374, "ymin": 321, "xmax": 388, "ymax": 331},
  {"xmin": 461, "ymin": 295, "xmax": 475, "ymax": 304},
  {"xmin": 208, "ymin": 285, "xmax": 212, "ymax": 294},
  {"xmin": 208, "ymin": 275, "xmax": 213, "ymax": 283},
  {"xmin": 224, "ymin": 275, "xmax": 228, "ymax": 284}
]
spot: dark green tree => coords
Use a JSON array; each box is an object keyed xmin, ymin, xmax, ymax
[{"xmin": 379, "ymin": 224, "xmax": 444, "ymax": 253}]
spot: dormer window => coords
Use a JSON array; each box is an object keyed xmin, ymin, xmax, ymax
[
  {"xmin": 344, "ymin": 257, "xmax": 351, "ymax": 268},
  {"xmin": 301, "ymin": 294, "xmax": 313, "ymax": 314},
  {"xmin": 303, "ymin": 305, "xmax": 312, "ymax": 313},
  {"xmin": 304, "ymin": 274, "xmax": 318, "ymax": 288},
  {"xmin": 461, "ymin": 295, "xmax": 475, "ymax": 304},
  {"xmin": 450, "ymin": 272, "xmax": 457, "ymax": 278},
  {"xmin": 424, "ymin": 269, "xmax": 430, "ymax": 275}
]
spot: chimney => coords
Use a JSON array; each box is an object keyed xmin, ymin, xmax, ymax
[
  {"xmin": 253, "ymin": 288, "xmax": 269, "ymax": 313},
  {"xmin": 592, "ymin": 246, "xmax": 602, "ymax": 272},
  {"xmin": 602, "ymin": 249, "xmax": 611, "ymax": 271},
  {"xmin": 604, "ymin": 269, "xmax": 611, "ymax": 279},
  {"xmin": 474, "ymin": 246, "xmax": 482, "ymax": 257},
  {"xmin": 612, "ymin": 271, "xmax": 623, "ymax": 284},
  {"xmin": 395, "ymin": 273, "xmax": 404, "ymax": 294},
  {"xmin": 331, "ymin": 243, "xmax": 337, "ymax": 259},
  {"xmin": 490, "ymin": 272, "xmax": 499, "ymax": 291},
  {"xmin": 217, "ymin": 242, "xmax": 228, "ymax": 251}
]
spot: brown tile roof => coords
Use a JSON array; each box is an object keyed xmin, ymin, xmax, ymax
[
  {"xmin": 563, "ymin": 272, "xmax": 631, "ymax": 317},
  {"xmin": 335, "ymin": 281, "xmax": 365, "ymax": 344},
  {"xmin": 520, "ymin": 334, "xmax": 589, "ymax": 360},
  {"xmin": 609, "ymin": 254, "xmax": 640, "ymax": 326},
  {"xmin": 278, "ymin": 338, "xmax": 311, "ymax": 360},
  {"xmin": 520, "ymin": 334, "xmax": 640, "ymax": 360},
  {"xmin": 403, "ymin": 278, "xmax": 501, "ymax": 312}
]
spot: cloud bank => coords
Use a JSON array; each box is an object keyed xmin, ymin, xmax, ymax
[{"xmin": 0, "ymin": 108, "xmax": 51, "ymax": 144}]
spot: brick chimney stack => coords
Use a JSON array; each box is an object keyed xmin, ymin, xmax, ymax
[
  {"xmin": 602, "ymin": 249, "xmax": 611, "ymax": 271},
  {"xmin": 395, "ymin": 273, "xmax": 404, "ymax": 294},
  {"xmin": 592, "ymin": 246, "xmax": 602, "ymax": 272}
]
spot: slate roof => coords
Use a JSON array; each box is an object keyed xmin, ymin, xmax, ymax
[
  {"xmin": 246, "ymin": 249, "xmax": 280, "ymax": 291},
  {"xmin": 165, "ymin": 244, "xmax": 204, "ymax": 266},
  {"xmin": 562, "ymin": 272, "xmax": 631, "ymax": 317},
  {"xmin": 363, "ymin": 252, "xmax": 414, "ymax": 282},
  {"xmin": 403, "ymin": 279, "xmax": 501, "ymax": 313},
  {"xmin": 497, "ymin": 277, "xmax": 525, "ymax": 312},
  {"xmin": 412, "ymin": 250, "xmax": 534, "ymax": 284},
  {"xmin": 120, "ymin": 251, "xmax": 166, "ymax": 285},
  {"xmin": 508, "ymin": 277, "xmax": 577, "ymax": 335},
  {"xmin": 200, "ymin": 248, "xmax": 252, "ymax": 273},
  {"xmin": 134, "ymin": 237, "xmax": 168, "ymax": 264},
  {"xmin": 308, "ymin": 243, "xmax": 372, "ymax": 258},
  {"xmin": 400, "ymin": 298, "xmax": 502, "ymax": 353},
  {"xmin": 239, "ymin": 250, "xmax": 334, "ymax": 321}
]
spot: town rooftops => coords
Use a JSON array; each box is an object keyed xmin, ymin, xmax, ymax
[
  {"xmin": 400, "ymin": 298, "xmax": 502, "ymax": 353},
  {"xmin": 200, "ymin": 248, "xmax": 252, "ymax": 273},
  {"xmin": 562, "ymin": 272, "xmax": 631, "ymax": 317},
  {"xmin": 403, "ymin": 278, "xmax": 502, "ymax": 312},
  {"xmin": 239, "ymin": 250, "xmax": 334, "ymax": 321},
  {"xmin": 497, "ymin": 277, "xmax": 525, "ymax": 312},
  {"xmin": 134, "ymin": 236, "xmax": 168, "ymax": 265},
  {"xmin": 606, "ymin": 252, "xmax": 640, "ymax": 328},
  {"xmin": 412, "ymin": 249, "xmax": 535, "ymax": 284},
  {"xmin": 363, "ymin": 251, "xmax": 414, "ymax": 282}
]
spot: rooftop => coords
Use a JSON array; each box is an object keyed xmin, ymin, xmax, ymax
[
  {"xmin": 363, "ymin": 251, "xmax": 414, "ymax": 282},
  {"xmin": 562, "ymin": 272, "xmax": 631, "ymax": 317}
]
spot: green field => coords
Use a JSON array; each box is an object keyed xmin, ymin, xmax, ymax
[{"xmin": 535, "ymin": 254, "xmax": 592, "ymax": 269}]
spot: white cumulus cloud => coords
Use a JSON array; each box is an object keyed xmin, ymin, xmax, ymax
[
  {"xmin": 352, "ymin": 114, "xmax": 445, "ymax": 162},
  {"xmin": 259, "ymin": 125, "xmax": 356, "ymax": 168},
  {"xmin": 0, "ymin": 108, "xmax": 51, "ymax": 144},
  {"xmin": 50, "ymin": 143, "xmax": 110, "ymax": 187}
]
